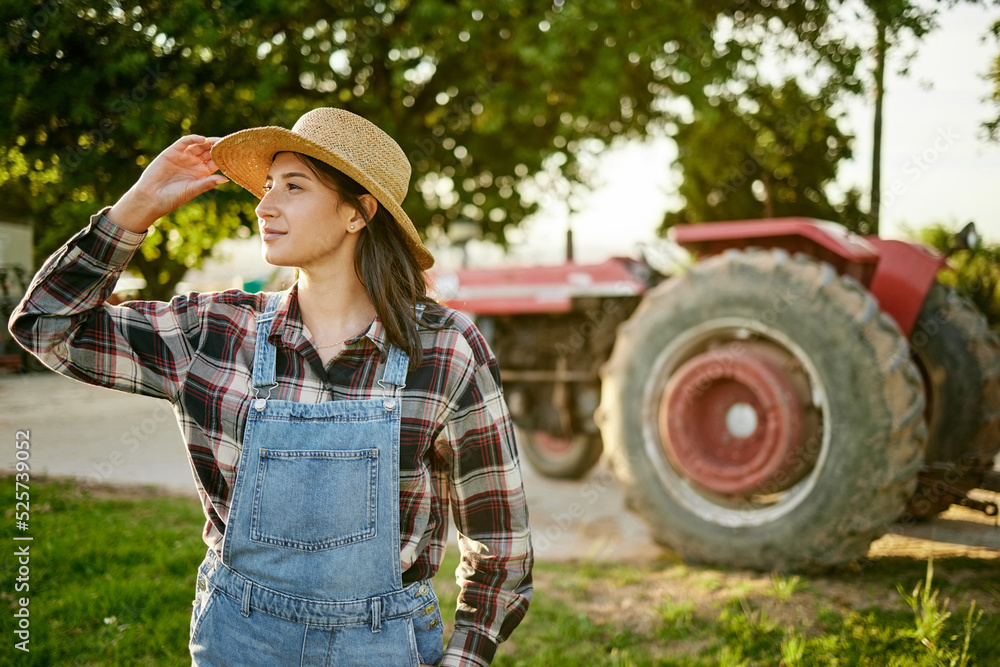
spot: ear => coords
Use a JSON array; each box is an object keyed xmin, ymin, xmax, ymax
[{"xmin": 347, "ymin": 194, "xmax": 379, "ymax": 232}]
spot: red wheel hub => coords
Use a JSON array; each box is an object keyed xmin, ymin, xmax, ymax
[
  {"xmin": 533, "ymin": 431, "xmax": 573, "ymax": 456},
  {"xmin": 659, "ymin": 349, "xmax": 805, "ymax": 495}
]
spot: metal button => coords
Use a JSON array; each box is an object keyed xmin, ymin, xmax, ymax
[
  {"xmin": 197, "ymin": 578, "xmax": 207, "ymax": 591},
  {"xmin": 253, "ymin": 398, "xmax": 267, "ymax": 412},
  {"xmin": 416, "ymin": 584, "xmax": 429, "ymax": 597},
  {"xmin": 428, "ymin": 618, "xmax": 439, "ymax": 630},
  {"xmin": 424, "ymin": 604, "xmax": 435, "ymax": 615}
]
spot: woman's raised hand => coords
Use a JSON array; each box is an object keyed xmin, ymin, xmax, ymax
[{"xmin": 107, "ymin": 135, "xmax": 229, "ymax": 233}]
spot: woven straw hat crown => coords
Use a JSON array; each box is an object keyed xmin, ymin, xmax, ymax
[{"xmin": 211, "ymin": 107, "xmax": 434, "ymax": 269}]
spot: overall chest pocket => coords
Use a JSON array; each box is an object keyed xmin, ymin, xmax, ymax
[{"xmin": 250, "ymin": 448, "xmax": 378, "ymax": 551}]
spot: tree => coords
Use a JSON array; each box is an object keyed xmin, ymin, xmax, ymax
[
  {"xmin": 987, "ymin": 16, "xmax": 1000, "ymax": 141},
  {"xmin": 860, "ymin": 0, "xmax": 941, "ymax": 234},
  {"xmin": 664, "ymin": 1, "xmax": 987, "ymax": 235},
  {"xmin": 916, "ymin": 222, "xmax": 1000, "ymax": 329},
  {"xmin": 3, "ymin": 0, "xmax": 872, "ymax": 297},
  {"xmin": 661, "ymin": 79, "xmax": 866, "ymax": 230}
]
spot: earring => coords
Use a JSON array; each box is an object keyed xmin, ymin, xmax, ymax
[{"xmin": 349, "ymin": 225, "xmax": 356, "ymax": 231}]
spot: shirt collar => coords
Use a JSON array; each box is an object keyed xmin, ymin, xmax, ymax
[{"xmin": 265, "ymin": 284, "xmax": 390, "ymax": 357}]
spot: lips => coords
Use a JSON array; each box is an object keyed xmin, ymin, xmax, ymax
[{"xmin": 261, "ymin": 227, "xmax": 286, "ymax": 242}]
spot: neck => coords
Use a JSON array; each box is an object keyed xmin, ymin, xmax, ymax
[{"xmin": 297, "ymin": 264, "xmax": 375, "ymax": 346}]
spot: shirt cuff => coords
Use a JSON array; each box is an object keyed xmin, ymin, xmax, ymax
[
  {"xmin": 440, "ymin": 627, "xmax": 497, "ymax": 667},
  {"xmin": 82, "ymin": 206, "xmax": 148, "ymax": 269}
]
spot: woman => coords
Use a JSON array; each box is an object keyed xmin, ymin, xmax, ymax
[{"xmin": 9, "ymin": 108, "xmax": 533, "ymax": 666}]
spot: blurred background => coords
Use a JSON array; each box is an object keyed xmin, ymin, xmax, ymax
[
  {"xmin": 1, "ymin": 0, "xmax": 999, "ymax": 301},
  {"xmin": 3, "ymin": 7, "xmax": 1000, "ymax": 663}
]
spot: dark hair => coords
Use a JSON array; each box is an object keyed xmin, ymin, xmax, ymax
[{"xmin": 296, "ymin": 153, "xmax": 439, "ymax": 370}]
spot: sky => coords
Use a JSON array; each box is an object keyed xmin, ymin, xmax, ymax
[{"xmin": 456, "ymin": 3, "xmax": 1000, "ymax": 269}]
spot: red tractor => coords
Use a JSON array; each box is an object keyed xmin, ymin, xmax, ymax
[{"xmin": 433, "ymin": 219, "xmax": 1000, "ymax": 571}]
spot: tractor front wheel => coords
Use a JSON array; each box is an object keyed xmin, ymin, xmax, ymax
[
  {"xmin": 518, "ymin": 429, "xmax": 603, "ymax": 480},
  {"xmin": 599, "ymin": 250, "xmax": 926, "ymax": 571}
]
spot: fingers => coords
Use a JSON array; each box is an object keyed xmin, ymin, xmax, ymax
[
  {"xmin": 201, "ymin": 154, "xmax": 221, "ymax": 174},
  {"xmin": 202, "ymin": 172, "xmax": 230, "ymax": 190},
  {"xmin": 187, "ymin": 173, "xmax": 230, "ymax": 200},
  {"xmin": 183, "ymin": 136, "xmax": 223, "ymax": 171}
]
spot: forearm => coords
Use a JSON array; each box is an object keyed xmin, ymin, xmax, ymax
[
  {"xmin": 441, "ymin": 365, "xmax": 534, "ymax": 666},
  {"xmin": 106, "ymin": 187, "xmax": 164, "ymax": 233},
  {"xmin": 442, "ymin": 530, "xmax": 533, "ymax": 666},
  {"xmin": 8, "ymin": 209, "xmax": 191, "ymax": 399},
  {"xmin": 442, "ymin": 513, "xmax": 533, "ymax": 665},
  {"xmin": 9, "ymin": 208, "xmax": 146, "ymax": 362}
]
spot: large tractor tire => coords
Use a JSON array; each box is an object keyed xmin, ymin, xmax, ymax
[
  {"xmin": 906, "ymin": 282, "xmax": 1000, "ymax": 517},
  {"xmin": 598, "ymin": 250, "xmax": 926, "ymax": 571}
]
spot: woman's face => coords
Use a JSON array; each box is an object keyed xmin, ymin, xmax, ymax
[{"xmin": 254, "ymin": 152, "xmax": 364, "ymax": 272}]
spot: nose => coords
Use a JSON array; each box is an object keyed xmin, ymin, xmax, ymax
[{"xmin": 255, "ymin": 189, "xmax": 277, "ymax": 221}]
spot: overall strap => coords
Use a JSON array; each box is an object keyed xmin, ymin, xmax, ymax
[
  {"xmin": 377, "ymin": 345, "xmax": 409, "ymax": 411},
  {"xmin": 251, "ymin": 292, "xmax": 284, "ymax": 396},
  {"xmin": 375, "ymin": 305, "xmax": 421, "ymax": 409},
  {"xmin": 380, "ymin": 345, "xmax": 409, "ymax": 387}
]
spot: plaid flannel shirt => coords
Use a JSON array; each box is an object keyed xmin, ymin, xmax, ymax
[{"xmin": 9, "ymin": 209, "xmax": 533, "ymax": 666}]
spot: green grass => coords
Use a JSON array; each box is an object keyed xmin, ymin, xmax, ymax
[
  {"xmin": 2, "ymin": 476, "xmax": 207, "ymax": 665},
  {"xmin": 3, "ymin": 475, "xmax": 999, "ymax": 666}
]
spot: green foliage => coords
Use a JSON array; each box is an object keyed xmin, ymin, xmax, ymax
[
  {"xmin": 780, "ymin": 633, "xmax": 806, "ymax": 667},
  {"xmin": 655, "ymin": 597, "xmax": 709, "ymax": 647},
  {"xmin": 664, "ymin": 0, "xmax": 981, "ymax": 234},
  {"xmin": 897, "ymin": 559, "xmax": 984, "ymax": 667},
  {"xmin": 662, "ymin": 79, "xmax": 867, "ymax": 232},
  {"xmin": 770, "ymin": 572, "xmax": 804, "ymax": 602},
  {"xmin": 3, "ymin": 1, "xmax": 874, "ymax": 297},
  {"xmin": 983, "ymin": 17, "xmax": 1000, "ymax": 141},
  {"xmin": 913, "ymin": 222, "xmax": 1000, "ymax": 329},
  {"xmin": 898, "ymin": 559, "xmax": 952, "ymax": 652}
]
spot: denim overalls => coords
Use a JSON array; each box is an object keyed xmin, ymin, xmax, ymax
[{"xmin": 189, "ymin": 293, "xmax": 444, "ymax": 666}]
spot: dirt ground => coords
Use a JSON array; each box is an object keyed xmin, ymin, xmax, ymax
[{"xmin": 3, "ymin": 370, "xmax": 998, "ymax": 571}]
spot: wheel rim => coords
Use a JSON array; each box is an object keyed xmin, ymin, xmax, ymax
[
  {"xmin": 532, "ymin": 431, "xmax": 576, "ymax": 459},
  {"xmin": 641, "ymin": 317, "xmax": 830, "ymax": 528},
  {"xmin": 910, "ymin": 346, "xmax": 938, "ymax": 443},
  {"xmin": 659, "ymin": 349, "xmax": 806, "ymax": 495}
]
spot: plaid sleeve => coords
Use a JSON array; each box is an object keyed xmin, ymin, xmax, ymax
[
  {"xmin": 8, "ymin": 209, "xmax": 202, "ymax": 400},
  {"xmin": 439, "ymin": 328, "xmax": 533, "ymax": 666}
]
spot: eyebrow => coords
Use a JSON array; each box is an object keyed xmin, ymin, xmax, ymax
[{"xmin": 265, "ymin": 171, "xmax": 314, "ymax": 181}]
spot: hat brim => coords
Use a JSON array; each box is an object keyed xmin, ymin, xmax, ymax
[{"xmin": 211, "ymin": 126, "xmax": 434, "ymax": 270}]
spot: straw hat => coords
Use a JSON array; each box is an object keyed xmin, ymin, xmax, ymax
[{"xmin": 211, "ymin": 107, "xmax": 434, "ymax": 269}]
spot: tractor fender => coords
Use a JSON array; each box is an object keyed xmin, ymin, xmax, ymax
[
  {"xmin": 863, "ymin": 237, "xmax": 946, "ymax": 337},
  {"xmin": 672, "ymin": 218, "xmax": 880, "ymax": 286},
  {"xmin": 431, "ymin": 257, "xmax": 650, "ymax": 315},
  {"xmin": 672, "ymin": 219, "xmax": 945, "ymax": 336}
]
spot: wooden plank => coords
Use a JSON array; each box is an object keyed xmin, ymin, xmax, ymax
[{"xmin": 894, "ymin": 518, "xmax": 1000, "ymax": 549}]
